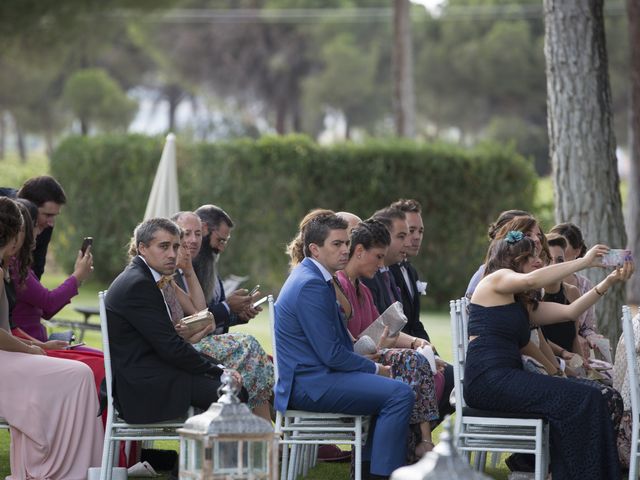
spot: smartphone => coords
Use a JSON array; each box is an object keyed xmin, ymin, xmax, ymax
[
  {"xmin": 252, "ymin": 296, "xmax": 268, "ymax": 309},
  {"xmin": 601, "ymin": 249, "xmax": 633, "ymax": 267},
  {"xmin": 80, "ymin": 237, "xmax": 93, "ymax": 255},
  {"xmin": 248, "ymin": 284, "xmax": 260, "ymax": 296},
  {"xmin": 65, "ymin": 342, "xmax": 86, "ymax": 350}
]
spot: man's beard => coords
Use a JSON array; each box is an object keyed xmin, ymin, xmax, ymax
[{"xmin": 193, "ymin": 236, "xmax": 219, "ymax": 305}]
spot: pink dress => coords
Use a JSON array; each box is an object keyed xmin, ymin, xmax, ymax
[{"xmin": 0, "ymin": 350, "xmax": 103, "ymax": 479}]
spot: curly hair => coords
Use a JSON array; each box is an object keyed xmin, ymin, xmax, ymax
[{"xmin": 349, "ymin": 219, "xmax": 390, "ymax": 258}]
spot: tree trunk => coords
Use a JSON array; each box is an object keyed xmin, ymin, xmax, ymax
[
  {"xmin": 392, "ymin": 0, "xmax": 415, "ymax": 138},
  {"xmin": 275, "ymin": 98, "xmax": 287, "ymax": 135},
  {"xmin": 80, "ymin": 117, "xmax": 88, "ymax": 136},
  {"xmin": 544, "ymin": 0, "xmax": 626, "ymax": 344},
  {"xmin": 14, "ymin": 117, "xmax": 27, "ymax": 162},
  {"xmin": 626, "ymin": 0, "xmax": 640, "ymax": 304},
  {"xmin": 0, "ymin": 112, "xmax": 5, "ymax": 160}
]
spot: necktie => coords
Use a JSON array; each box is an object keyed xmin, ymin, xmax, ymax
[
  {"xmin": 400, "ymin": 265, "xmax": 413, "ymax": 299},
  {"xmin": 156, "ymin": 275, "xmax": 172, "ymax": 289},
  {"xmin": 382, "ymin": 270, "xmax": 398, "ymax": 303}
]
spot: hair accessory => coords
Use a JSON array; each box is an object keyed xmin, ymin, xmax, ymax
[{"xmin": 505, "ymin": 230, "xmax": 524, "ymax": 245}]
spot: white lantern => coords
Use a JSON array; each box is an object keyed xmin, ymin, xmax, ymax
[{"xmin": 178, "ymin": 371, "xmax": 278, "ymax": 479}]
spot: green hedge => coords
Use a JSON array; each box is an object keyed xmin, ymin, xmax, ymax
[{"xmin": 51, "ymin": 134, "xmax": 536, "ymax": 306}]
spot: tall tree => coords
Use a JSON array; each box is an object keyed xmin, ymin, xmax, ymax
[
  {"xmin": 626, "ymin": 0, "xmax": 640, "ymax": 303},
  {"xmin": 393, "ymin": 0, "xmax": 415, "ymax": 137},
  {"xmin": 544, "ymin": 0, "xmax": 626, "ymax": 342}
]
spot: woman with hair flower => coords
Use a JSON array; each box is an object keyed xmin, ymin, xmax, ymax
[{"xmin": 465, "ymin": 227, "xmax": 633, "ymax": 480}]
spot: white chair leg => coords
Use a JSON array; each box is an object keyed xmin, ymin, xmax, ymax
[{"xmin": 490, "ymin": 452, "xmax": 500, "ymax": 468}]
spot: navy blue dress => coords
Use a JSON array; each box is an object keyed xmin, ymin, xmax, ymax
[{"xmin": 464, "ymin": 302, "xmax": 620, "ymax": 480}]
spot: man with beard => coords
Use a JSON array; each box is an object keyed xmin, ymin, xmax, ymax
[{"xmin": 192, "ymin": 205, "xmax": 258, "ymax": 334}]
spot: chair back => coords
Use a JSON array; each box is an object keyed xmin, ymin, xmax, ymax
[
  {"xmin": 267, "ymin": 295, "xmax": 279, "ymax": 382},
  {"xmin": 623, "ymin": 305, "xmax": 640, "ymax": 422},
  {"xmin": 98, "ymin": 291, "xmax": 115, "ymax": 412},
  {"xmin": 450, "ymin": 297, "xmax": 470, "ymax": 434}
]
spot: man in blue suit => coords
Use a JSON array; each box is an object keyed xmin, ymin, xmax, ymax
[{"xmin": 275, "ymin": 212, "xmax": 414, "ymax": 480}]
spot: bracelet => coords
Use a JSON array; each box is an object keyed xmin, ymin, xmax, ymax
[{"xmin": 594, "ymin": 285, "xmax": 606, "ymax": 296}]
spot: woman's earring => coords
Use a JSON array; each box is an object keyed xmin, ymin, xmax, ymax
[{"xmin": 357, "ymin": 254, "xmax": 361, "ymax": 259}]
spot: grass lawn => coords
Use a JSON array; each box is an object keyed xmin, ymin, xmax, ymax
[{"xmin": 0, "ymin": 273, "xmax": 514, "ymax": 479}]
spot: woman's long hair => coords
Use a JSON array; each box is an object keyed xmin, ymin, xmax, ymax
[
  {"xmin": 484, "ymin": 229, "xmax": 540, "ymax": 308},
  {"xmin": 11, "ymin": 200, "xmax": 37, "ymax": 286},
  {"xmin": 286, "ymin": 209, "xmax": 334, "ymax": 269}
]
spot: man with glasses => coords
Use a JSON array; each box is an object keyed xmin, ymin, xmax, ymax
[{"xmin": 193, "ymin": 204, "xmax": 259, "ymax": 334}]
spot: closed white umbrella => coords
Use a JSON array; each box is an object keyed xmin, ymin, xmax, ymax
[{"xmin": 144, "ymin": 133, "xmax": 180, "ymax": 220}]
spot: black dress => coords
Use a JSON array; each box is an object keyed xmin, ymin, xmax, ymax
[
  {"xmin": 541, "ymin": 285, "xmax": 576, "ymax": 352},
  {"xmin": 464, "ymin": 302, "xmax": 620, "ymax": 480}
]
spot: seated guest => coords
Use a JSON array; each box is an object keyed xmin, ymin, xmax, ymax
[
  {"xmin": 16, "ymin": 175, "xmax": 67, "ymax": 279},
  {"xmin": 286, "ymin": 208, "xmax": 335, "ymax": 270},
  {"xmin": 465, "ymin": 209, "xmax": 534, "ymax": 298},
  {"xmin": 155, "ymin": 211, "xmax": 274, "ymax": 422},
  {"xmin": 106, "ymin": 217, "xmax": 248, "ymax": 424},
  {"xmin": 359, "ymin": 206, "xmax": 454, "ymax": 422},
  {"xmin": 549, "ymin": 222, "xmax": 606, "ymax": 359},
  {"xmin": 466, "ymin": 226, "xmax": 632, "ymax": 480},
  {"xmin": 388, "ymin": 199, "xmax": 455, "ymax": 419},
  {"xmin": 0, "ymin": 196, "xmax": 102, "ymax": 479},
  {"xmin": 192, "ymin": 205, "xmax": 258, "ymax": 334},
  {"xmin": 335, "ymin": 219, "xmax": 441, "ymax": 460},
  {"xmin": 276, "ymin": 211, "xmax": 414, "ymax": 479},
  {"xmin": 6, "ymin": 200, "xmax": 106, "ymax": 394},
  {"xmin": 612, "ymin": 311, "xmax": 640, "ymax": 468},
  {"xmin": 10, "ymin": 200, "xmax": 94, "ymax": 342}
]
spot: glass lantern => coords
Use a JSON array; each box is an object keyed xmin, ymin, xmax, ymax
[
  {"xmin": 390, "ymin": 417, "xmax": 491, "ymax": 480},
  {"xmin": 178, "ymin": 371, "xmax": 278, "ymax": 480}
]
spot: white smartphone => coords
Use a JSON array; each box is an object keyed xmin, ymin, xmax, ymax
[
  {"xmin": 252, "ymin": 296, "xmax": 268, "ymax": 309},
  {"xmin": 248, "ymin": 284, "xmax": 260, "ymax": 296}
]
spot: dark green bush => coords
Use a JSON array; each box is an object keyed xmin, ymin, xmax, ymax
[{"xmin": 51, "ymin": 134, "xmax": 536, "ymax": 305}]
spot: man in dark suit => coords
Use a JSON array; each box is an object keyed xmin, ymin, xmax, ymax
[
  {"xmin": 106, "ymin": 217, "xmax": 247, "ymax": 424},
  {"xmin": 2, "ymin": 176, "xmax": 67, "ymax": 279},
  {"xmin": 275, "ymin": 212, "xmax": 414, "ymax": 480},
  {"xmin": 192, "ymin": 205, "xmax": 258, "ymax": 334},
  {"xmin": 388, "ymin": 199, "xmax": 455, "ymax": 419}
]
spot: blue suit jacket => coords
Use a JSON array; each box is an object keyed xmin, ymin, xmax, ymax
[{"xmin": 274, "ymin": 258, "xmax": 376, "ymax": 412}]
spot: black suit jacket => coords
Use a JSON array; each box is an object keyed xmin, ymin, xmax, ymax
[
  {"xmin": 106, "ymin": 256, "xmax": 223, "ymax": 423},
  {"xmin": 389, "ymin": 262, "xmax": 430, "ymax": 341},
  {"xmin": 361, "ymin": 272, "xmax": 392, "ymax": 315}
]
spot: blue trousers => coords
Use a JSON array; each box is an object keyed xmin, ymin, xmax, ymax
[{"xmin": 291, "ymin": 371, "xmax": 414, "ymax": 475}]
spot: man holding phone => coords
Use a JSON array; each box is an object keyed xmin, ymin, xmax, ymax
[{"xmin": 175, "ymin": 208, "xmax": 260, "ymax": 334}]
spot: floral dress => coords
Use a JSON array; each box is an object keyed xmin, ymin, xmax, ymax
[
  {"xmin": 335, "ymin": 271, "xmax": 439, "ymax": 462},
  {"xmin": 162, "ymin": 283, "xmax": 273, "ymax": 409}
]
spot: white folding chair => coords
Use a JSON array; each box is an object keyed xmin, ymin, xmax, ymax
[
  {"xmin": 0, "ymin": 417, "xmax": 9, "ymax": 430},
  {"xmin": 622, "ymin": 305, "xmax": 640, "ymax": 479},
  {"xmin": 268, "ymin": 295, "xmax": 367, "ymax": 480},
  {"xmin": 98, "ymin": 291, "xmax": 188, "ymax": 480},
  {"xmin": 450, "ymin": 297, "xmax": 550, "ymax": 480}
]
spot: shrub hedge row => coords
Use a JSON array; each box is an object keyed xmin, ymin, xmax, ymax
[{"xmin": 50, "ymin": 134, "xmax": 536, "ymax": 306}]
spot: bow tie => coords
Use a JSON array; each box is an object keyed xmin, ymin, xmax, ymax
[{"xmin": 157, "ymin": 276, "xmax": 173, "ymax": 289}]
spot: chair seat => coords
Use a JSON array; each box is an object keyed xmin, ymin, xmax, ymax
[{"xmin": 462, "ymin": 406, "xmax": 547, "ymax": 421}]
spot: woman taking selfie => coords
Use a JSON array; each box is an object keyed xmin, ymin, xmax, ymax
[{"xmin": 465, "ymin": 228, "xmax": 633, "ymax": 480}]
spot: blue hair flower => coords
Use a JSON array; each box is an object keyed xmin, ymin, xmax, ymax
[{"xmin": 505, "ymin": 230, "xmax": 524, "ymax": 245}]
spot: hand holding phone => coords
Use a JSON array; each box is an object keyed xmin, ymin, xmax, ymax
[
  {"xmin": 248, "ymin": 284, "xmax": 260, "ymax": 296},
  {"xmin": 601, "ymin": 249, "xmax": 633, "ymax": 267},
  {"xmin": 65, "ymin": 342, "xmax": 86, "ymax": 350},
  {"xmin": 81, "ymin": 237, "xmax": 93, "ymax": 255}
]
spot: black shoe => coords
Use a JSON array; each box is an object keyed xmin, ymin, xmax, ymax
[
  {"xmin": 361, "ymin": 461, "xmax": 390, "ymax": 480},
  {"xmin": 140, "ymin": 448, "xmax": 179, "ymax": 471},
  {"xmin": 505, "ymin": 453, "xmax": 535, "ymax": 472}
]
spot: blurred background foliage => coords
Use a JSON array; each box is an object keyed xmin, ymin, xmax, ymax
[{"xmin": 50, "ymin": 134, "xmax": 536, "ymax": 305}]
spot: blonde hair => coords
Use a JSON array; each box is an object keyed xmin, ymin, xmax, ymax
[{"xmin": 286, "ymin": 208, "xmax": 334, "ymax": 269}]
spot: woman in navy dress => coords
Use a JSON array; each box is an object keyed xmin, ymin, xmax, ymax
[{"xmin": 465, "ymin": 229, "xmax": 633, "ymax": 480}]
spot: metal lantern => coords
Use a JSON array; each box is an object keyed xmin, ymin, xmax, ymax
[
  {"xmin": 178, "ymin": 371, "xmax": 278, "ymax": 479},
  {"xmin": 391, "ymin": 417, "xmax": 491, "ymax": 480}
]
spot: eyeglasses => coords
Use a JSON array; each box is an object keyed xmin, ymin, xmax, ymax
[{"xmin": 212, "ymin": 232, "xmax": 231, "ymax": 245}]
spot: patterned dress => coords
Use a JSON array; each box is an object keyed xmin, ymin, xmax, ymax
[
  {"xmin": 335, "ymin": 271, "xmax": 439, "ymax": 462},
  {"xmin": 162, "ymin": 283, "xmax": 274, "ymax": 409}
]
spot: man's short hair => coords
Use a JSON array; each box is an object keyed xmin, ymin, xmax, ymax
[
  {"xmin": 133, "ymin": 218, "xmax": 180, "ymax": 253},
  {"xmin": 390, "ymin": 198, "xmax": 422, "ymax": 214},
  {"xmin": 302, "ymin": 212, "xmax": 347, "ymax": 258},
  {"xmin": 17, "ymin": 176, "xmax": 66, "ymax": 207},
  {"xmin": 370, "ymin": 206, "xmax": 406, "ymax": 232},
  {"xmin": 195, "ymin": 205, "xmax": 234, "ymax": 232}
]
